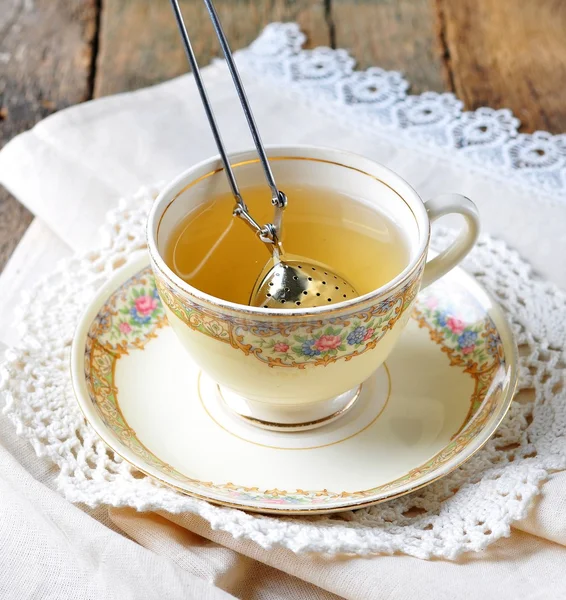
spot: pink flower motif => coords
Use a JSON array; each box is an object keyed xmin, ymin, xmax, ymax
[
  {"xmin": 426, "ymin": 296, "xmax": 439, "ymax": 309},
  {"xmin": 119, "ymin": 322, "xmax": 132, "ymax": 334},
  {"xmin": 135, "ymin": 295, "xmax": 158, "ymax": 316},
  {"xmin": 274, "ymin": 342, "xmax": 289, "ymax": 353},
  {"xmin": 447, "ymin": 316, "xmax": 465, "ymax": 335},
  {"xmin": 462, "ymin": 346, "xmax": 475, "ymax": 355},
  {"xmin": 313, "ymin": 334, "xmax": 342, "ymax": 351},
  {"xmin": 363, "ymin": 327, "xmax": 375, "ymax": 341}
]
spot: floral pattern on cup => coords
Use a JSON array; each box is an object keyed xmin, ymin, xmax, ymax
[
  {"xmin": 155, "ymin": 269, "xmax": 422, "ymax": 368},
  {"xmin": 250, "ymin": 316, "xmax": 390, "ymax": 367}
]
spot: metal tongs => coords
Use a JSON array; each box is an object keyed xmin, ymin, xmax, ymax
[{"xmin": 169, "ymin": 0, "xmax": 359, "ymax": 309}]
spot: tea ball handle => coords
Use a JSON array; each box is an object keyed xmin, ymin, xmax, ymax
[{"xmin": 421, "ymin": 194, "xmax": 480, "ymax": 289}]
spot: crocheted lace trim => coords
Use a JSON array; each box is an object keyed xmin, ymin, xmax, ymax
[{"xmin": 236, "ymin": 23, "xmax": 566, "ymax": 201}]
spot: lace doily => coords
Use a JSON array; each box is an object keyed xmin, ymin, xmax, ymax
[
  {"xmin": 2, "ymin": 186, "xmax": 565, "ymax": 560},
  {"xmin": 236, "ymin": 24, "xmax": 566, "ymax": 200}
]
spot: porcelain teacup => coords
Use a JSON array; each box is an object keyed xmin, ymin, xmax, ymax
[{"xmin": 147, "ymin": 145, "xmax": 479, "ymax": 430}]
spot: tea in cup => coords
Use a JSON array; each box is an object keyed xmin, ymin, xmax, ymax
[{"xmin": 147, "ymin": 145, "xmax": 479, "ymax": 430}]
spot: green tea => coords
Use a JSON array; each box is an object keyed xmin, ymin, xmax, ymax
[{"xmin": 165, "ymin": 184, "xmax": 410, "ymax": 305}]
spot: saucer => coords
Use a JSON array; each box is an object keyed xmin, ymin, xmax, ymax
[{"xmin": 71, "ymin": 252, "xmax": 517, "ymax": 514}]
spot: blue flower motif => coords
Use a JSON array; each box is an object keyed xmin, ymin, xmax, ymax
[
  {"xmin": 376, "ymin": 297, "xmax": 397, "ymax": 312},
  {"xmin": 130, "ymin": 307, "xmax": 152, "ymax": 325},
  {"xmin": 458, "ymin": 330, "xmax": 478, "ymax": 348},
  {"xmin": 97, "ymin": 313, "xmax": 111, "ymax": 331},
  {"xmin": 347, "ymin": 326, "xmax": 366, "ymax": 345},
  {"xmin": 435, "ymin": 312, "xmax": 448, "ymax": 327},
  {"xmin": 301, "ymin": 340, "xmax": 320, "ymax": 357},
  {"xmin": 487, "ymin": 333, "xmax": 500, "ymax": 355},
  {"xmin": 152, "ymin": 287, "xmax": 160, "ymax": 300}
]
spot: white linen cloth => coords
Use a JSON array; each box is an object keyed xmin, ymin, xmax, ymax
[{"xmin": 1, "ymin": 30, "xmax": 566, "ymax": 599}]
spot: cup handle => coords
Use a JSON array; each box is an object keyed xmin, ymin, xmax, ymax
[{"xmin": 421, "ymin": 193, "xmax": 480, "ymax": 289}]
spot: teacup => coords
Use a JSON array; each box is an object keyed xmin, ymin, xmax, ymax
[{"xmin": 147, "ymin": 146, "xmax": 479, "ymax": 430}]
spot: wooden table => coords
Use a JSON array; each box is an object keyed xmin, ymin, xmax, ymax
[{"xmin": 1, "ymin": 0, "xmax": 565, "ymax": 272}]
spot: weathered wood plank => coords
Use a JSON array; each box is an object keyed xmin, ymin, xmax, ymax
[
  {"xmin": 0, "ymin": 0, "xmax": 98, "ymax": 271},
  {"xmin": 331, "ymin": 0, "xmax": 446, "ymax": 94},
  {"xmin": 0, "ymin": 195, "xmax": 33, "ymax": 272},
  {"xmin": 94, "ymin": 0, "xmax": 330, "ymax": 97},
  {"xmin": 438, "ymin": 0, "xmax": 566, "ymax": 133}
]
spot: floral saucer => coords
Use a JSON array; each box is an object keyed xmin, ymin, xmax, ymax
[{"xmin": 71, "ymin": 252, "xmax": 517, "ymax": 514}]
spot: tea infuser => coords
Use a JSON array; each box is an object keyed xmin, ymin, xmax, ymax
[{"xmin": 169, "ymin": 0, "xmax": 359, "ymax": 308}]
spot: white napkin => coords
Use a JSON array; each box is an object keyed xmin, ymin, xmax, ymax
[{"xmin": 1, "ymin": 50, "xmax": 566, "ymax": 599}]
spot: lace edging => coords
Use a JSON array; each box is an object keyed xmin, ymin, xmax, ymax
[{"xmin": 236, "ymin": 23, "xmax": 566, "ymax": 201}]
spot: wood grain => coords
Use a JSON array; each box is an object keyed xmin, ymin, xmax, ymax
[
  {"xmin": 94, "ymin": 0, "xmax": 331, "ymax": 98},
  {"xmin": 0, "ymin": 0, "xmax": 98, "ymax": 271},
  {"xmin": 330, "ymin": 0, "xmax": 446, "ymax": 94},
  {"xmin": 438, "ymin": 0, "xmax": 566, "ymax": 133},
  {"xmin": 0, "ymin": 196, "xmax": 33, "ymax": 272}
]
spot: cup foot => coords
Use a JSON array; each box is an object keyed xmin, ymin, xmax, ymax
[{"xmin": 216, "ymin": 385, "xmax": 362, "ymax": 432}]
